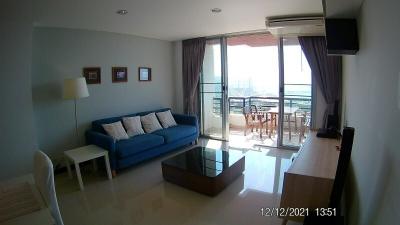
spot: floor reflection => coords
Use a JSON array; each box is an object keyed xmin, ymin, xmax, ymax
[
  {"xmin": 201, "ymin": 139, "xmax": 294, "ymax": 195},
  {"xmin": 56, "ymin": 138, "xmax": 300, "ymax": 225}
]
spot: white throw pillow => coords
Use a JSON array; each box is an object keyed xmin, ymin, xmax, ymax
[
  {"xmin": 122, "ymin": 116, "xmax": 145, "ymax": 137},
  {"xmin": 156, "ymin": 110, "xmax": 177, "ymax": 128},
  {"xmin": 140, "ymin": 113, "xmax": 163, "ymax": 133},
  {"xmin": 102, "ymin": 121, "xmax": 129, "ymax": 140}
]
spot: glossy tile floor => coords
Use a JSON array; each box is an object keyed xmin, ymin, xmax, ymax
[
  {"xmin": 206, "ymin": 127, "xmax": 307, "ymax": 148},
  {"xmin": 55, "ymin": 139, "xmax": 301, "ymax": 225}
]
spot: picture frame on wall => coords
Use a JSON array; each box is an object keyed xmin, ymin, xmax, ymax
[
  {"xmin": 138, "ymin": 67, "xmax": 151, "ymax": 81},
  {"xmin": 112, "ymin": 67, "xmax": 128, "ymax": 83},
  {"xmin": 83, "ymin": 67, "xmax": 101, "ymax": 84}
]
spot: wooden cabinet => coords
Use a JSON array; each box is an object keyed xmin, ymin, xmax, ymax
[{"xmin": 280, "ymin": 132, "xmax": 340, "ymax": 222}]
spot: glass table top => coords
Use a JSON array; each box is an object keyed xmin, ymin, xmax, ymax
[{"xmin": 162, "ymin": 147, "xmax": 244, "ymax": 177}]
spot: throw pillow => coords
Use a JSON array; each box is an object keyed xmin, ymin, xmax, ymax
[
  {"xmin": 140, "ymin": 112, "xmax": 163, "ymax": 133},
  {"xmin": 102, "ymin": 121, "xmax": 129, "ymax": 140},
  {"xmin": 122, "ymin": 116, "xmax": 145, "ymax": 137},
  {"xmin": 156, "ymin": 110, "xmax": 177, "ymax": 128}
]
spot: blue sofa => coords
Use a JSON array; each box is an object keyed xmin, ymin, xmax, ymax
[{"xmin": 86, "ymin": 108, "xmax": 198, "ymax": 174}]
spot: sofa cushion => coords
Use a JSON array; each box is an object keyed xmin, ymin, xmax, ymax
[
  {"xmin": 92, "ymin": 114, "xmax": 136, "ymax": 134},
  {"xmin": 156, "ymin": 110, "xmax": 177, "ymax": 128},
  {"xmin": 152, "ymin": 125, "xmax": 197, "ymax": 143},
  {"xmin": 122, "ymin": 116, "xmax": 145, "ymax": 137},
  {"xmin": 116, "ymin": 134, "xmax": 164, "ymax": 158},
  {"xmin": 141, "ymin": 112, "xmax": 163, "ymax": 133},
  {"xmin": 92, "ymin": 108, "xmax": 171, "ymax": 134},
  {"xmin": 102, "ymin": 121, "xmax": 129, "ymax": 140},
  {"xmin": 136, "ymin": 108, "xmax": 171, "ymax": 117}
]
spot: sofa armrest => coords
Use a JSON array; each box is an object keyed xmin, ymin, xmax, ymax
[
  {"xmin": 85, "ymin": 130, "xmax": 117, "ymax": 170},
  {"xmin": 173, "ymin": 114, "xmax": 198, "ymax": 126},
  {"xmin": 173, "ymin": 114, "xmax": 199, "ymax": 138}
]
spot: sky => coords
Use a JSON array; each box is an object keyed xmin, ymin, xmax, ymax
[
  {"xmin": 204, "ymin": 41, "xmax": 312, "ymax": 98},
  {"xmin": 227, "ymin": 43, "xmax": 311, "ymax": 97}
]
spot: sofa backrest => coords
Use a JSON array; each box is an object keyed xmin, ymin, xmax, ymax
[{"xmin": 91, "ymin": 108, "xmax": 171, "ymax": 133}]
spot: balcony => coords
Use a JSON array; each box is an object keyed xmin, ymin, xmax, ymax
[{"xmin": 206, "ymin": 95, "xmax": 311, "ymax": 148}]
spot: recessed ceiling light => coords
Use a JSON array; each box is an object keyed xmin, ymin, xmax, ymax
[
  {"xmin": 211, "ymin": 8, "xmax": 222, "ymax": 13},
  {"xmin": 116, "ymin": 9, "xmax": 128, "ymax": 15}
]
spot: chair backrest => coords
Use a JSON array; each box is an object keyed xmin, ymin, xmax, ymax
[
  {"xmin": 34, "ymin": 151, "xmax": 64, "ymax": 225},
  {"xmin": 250, "ymin": 105, "xmax": 258, "ymax": 113},
  {"xmin": 328, "ymin": 127, "xmax": 355, "ymax": 209}
]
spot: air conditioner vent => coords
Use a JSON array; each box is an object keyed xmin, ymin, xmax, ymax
[{"xmin": 265, "ymin": 15, "xmax": 325, "ymax": 36}]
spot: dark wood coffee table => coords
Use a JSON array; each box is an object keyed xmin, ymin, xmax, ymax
[{"xmin": 161, "ymin": 146, "xmax": 245, "ymax": 196}]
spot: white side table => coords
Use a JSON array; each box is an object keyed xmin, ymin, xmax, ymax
[{"xmin": 64, "ymin": 145, "xmax": 112, "ymax": 190}]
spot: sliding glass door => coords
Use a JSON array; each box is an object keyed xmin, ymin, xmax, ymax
[
  {"xmin": 200, "ymin": 38, "xmax": 228, "ymax": 140},
  {"xmin": 281, "ymin": 38, "xmax": 312, "ymax": 147},
  {"xmin": 200, "ymin": 34, "xmax": 313, "ymax": 148},
  {"xmin": 227, "ymin": 34, "xmax": 280, "ymax": 147}
]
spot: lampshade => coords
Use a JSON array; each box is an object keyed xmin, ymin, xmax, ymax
[{"xmin": 63, "ymin": 77, "xmax": 89, "ymax": 99}]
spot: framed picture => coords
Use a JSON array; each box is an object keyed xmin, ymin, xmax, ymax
[
  {"xmin": 112, "ymin": 67, "xmax": 128, "ymax": 83},
  {"xmin": 83, "ymin": 67, "xmax": 101, "ymax": 84},
  {"xmin": 138, "ymin": 67, "xmax": 152, "ymax": 81}
]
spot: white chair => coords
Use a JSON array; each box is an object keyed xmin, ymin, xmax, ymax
[{"xmin": 34, "ymin": 151, "xmax": 64, "ymax": 225}]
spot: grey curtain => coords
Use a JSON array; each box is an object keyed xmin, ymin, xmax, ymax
[
  {"xmin": 298, "ymin": 36, "xmax": 342, "ymax": 128},
  {"xmin": 182, "ymin": 38, "xmax": 206, "ymax": 115}
]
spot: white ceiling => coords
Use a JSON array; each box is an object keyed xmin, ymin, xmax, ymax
[
  {"xmin": 33, "ymin": 0, "xmax": 323, "ymax": 41},
  {"xmin": 324, "ymin": 0, "xmax": 364, "ymax": 18}
]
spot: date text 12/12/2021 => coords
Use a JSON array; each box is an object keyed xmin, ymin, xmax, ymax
[{"xmin": 260, "ymin": 207, "xmax": 337, "ymax": 217}]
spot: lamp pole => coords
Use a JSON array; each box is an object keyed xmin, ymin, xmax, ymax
[
  {"xmin": 63, "ymin": 77, "xmax": 89, "ymax": 146},
  {"xmin": 74, "ymin": 98, "xmax": 79, "ymax": 144}
]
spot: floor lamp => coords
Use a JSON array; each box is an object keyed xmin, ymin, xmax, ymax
[{"xmin": 63, "ymin": 77, "xmax": 89, "ymax": 143}]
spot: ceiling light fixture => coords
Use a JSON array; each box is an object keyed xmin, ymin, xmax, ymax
[
  {"xmin": 116, "ymin": 9, "xmax": 128, "ymax": 15},
  {"xmin": 211, "ymin": 8, "xmax": 222, "ymax": 13}
]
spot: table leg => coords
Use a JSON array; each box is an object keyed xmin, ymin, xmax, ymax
[
  {"xmin": 104, "ymin": 153, "xmax": 112, "ymax": 180},
  {"xmin": 74, "ymin": 162, "xmax": 84, "ymax": 190},
  {"xmin": 259, "ymin": 115, "xmax": 263, "ymax": 138},
  {"xmin": 268, "ymin": 113, "xmax": 271, "ymax": 138},
  {"xmin": 288, "ymin": 114, "xmax": 292, "ymax": 140},
  {"xmin": 65, "ymin": 157, "xmax": 72, "ymax": 178},
  {"xmin": 92, "ymin": 159, "xmax": 98, "ymax": 172},
  {"xmin": 266, "ymin": 123, "xmax": 268, "ymax": 137},
  {"xmin": 269, "ymin": 113, "xmax": 273, "ymax": 137},
  {"xmin": 244, "ymin": 114, "xmax": 248, "ymax": 136}
]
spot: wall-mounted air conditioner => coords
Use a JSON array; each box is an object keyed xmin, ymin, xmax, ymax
[{"xmin": 265, "ymin": 15, "xmax": 325, "ymax": 36}]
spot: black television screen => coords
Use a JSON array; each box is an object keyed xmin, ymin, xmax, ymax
[{"xmin": 325, "ymin": 19, "xmax": 359, "ymax": 55}]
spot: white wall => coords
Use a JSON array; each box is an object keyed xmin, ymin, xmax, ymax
[
  {"xmin": 173, "ymin": 41, "xmax": 184, "ymax": 113},
  {"xmin": 32, "ymin": 28, "xmax": 175, "ymax": 162},
  {"xmin": 342, "ymin": 0, "xmax": 400, "ymax": 224},
  {"xmin": 0, "ymin": 0, "xmax": 38, "ymax": 180}
]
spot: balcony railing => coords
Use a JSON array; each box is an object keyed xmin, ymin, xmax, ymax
[{"xmin": 212, "ymin": 96, "xmax": 312, "ymax": 115}]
